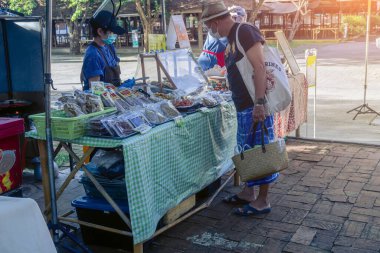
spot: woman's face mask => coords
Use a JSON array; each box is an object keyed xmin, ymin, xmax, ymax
[
  {"xmin": 207, "ymin": 22, "xmax": 221, "ymax": 39},
  {"xmin": 102, "ymin": 34, "xmax": 117, "ymax": 45}
]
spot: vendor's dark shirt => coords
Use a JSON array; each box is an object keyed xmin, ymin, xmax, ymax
[{"xmin": 225, "ymin": 23, "xmax": 265, "ymax": 111}]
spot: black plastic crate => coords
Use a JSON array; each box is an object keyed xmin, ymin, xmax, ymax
[
  {"xmin": 71, "ymin": 196, "xmax": 133, "ymax": 250},
  {"xmin": 80, "ymin": 175, "xmax": 127, "ymax": 200}
]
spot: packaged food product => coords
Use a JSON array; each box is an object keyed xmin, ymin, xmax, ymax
[
  {"xmin": 101, "ymin": 115, "xmax": 127, "ymax": 137},
  {"xmin": 113, "ymin": 119, "xmax": 135, "ymax": 137},
  {"xmin": 220, "ymin": 91, "xmax": 232, "ymax": 101},
  {"xmin": 143, "ymin": 108, "xmax": 168, "ymax": 125},
  {"xmin": 105, "ymin": 84, "xmax": 116, "ymax": 90},
  {"xmin": 101, "ymin": 92, "xmax": 116, "ymax": 107},
  {"xmin": 172, "ymin": 98, "xmax": 193, "ymax": 108},
  {"xmin": 58, "ymin": 95, "xmax": 76, "ymax": 104},
  {"xmin": 153, "ymin": 92, "xmax": 173, "ymax": 100},
  {"xmin": 159, "ymin": 101, "xmax": 181, "ymax": 118},
  {"xmin": 91, "ymin": 82, "xmax": 106, "ymax": 95},
  {"xmin": 63, "ymin": 103, "xmax": 85, "ymax": 117},
  {"xmin": 84, "ymin": 94, "xmax": 104, "ymax": 113},
  {"xmin": 118, "ymin": 112, "xmax": 151, "ymax": 128},
  {"xmin": 208, "ymin": 92, "xmax": 225, "ymax": 103},
  {"xmin": 201, "ymin": 95, "xmax": 218, "ymax": 107},
  {"xmin": 108, "ymin": 90, "xmax": 130, "ymax": 111},
  {"xmin": 87, "ymin": 112, "xmax": 118, "ymax": 130}
]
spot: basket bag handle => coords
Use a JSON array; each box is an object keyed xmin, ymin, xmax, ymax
[{"xmin": 240, "ymin": 121, "xmax": 269, "ymax": 160}]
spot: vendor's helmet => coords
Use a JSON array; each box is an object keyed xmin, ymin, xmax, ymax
[
  {"xmin": 90, "ymin": 10, "xmax": 125, "ymax": 35},
  {"xmin": 90, "ymin": 0, "xmax": 125, "ymax": 35}
]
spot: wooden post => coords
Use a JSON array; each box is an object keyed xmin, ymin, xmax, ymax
[
  {"xmin": 234, "ymin": 170, "xmax": 241, "ymax": 186},
  {"xmin": 198, "ymin": 13, "xmax": 203, "ymax": 49},
  {"xmin": 134, "ymin": 243, "xmax": 143, "ymax": 253},
  {"xmin": 37, "ymin": 140, "xmax": 52, "ymax": 220},
  {"xmin": 296, "ymin": 127, "xmax": 301, "ymax": 138}
]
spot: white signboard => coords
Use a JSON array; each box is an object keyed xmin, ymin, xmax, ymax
[
  {"xmin": 167, "ymin": 15, "xmax": 190, "ymax": 50},
  {"xmin": 275, "ymin": 31, "xmax": 300, "ymax": 75}
]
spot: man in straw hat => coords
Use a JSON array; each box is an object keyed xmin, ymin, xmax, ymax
[
  {"xmin": 202, "ymin": 1, "xmax": 279, "ymax": 216},
  {"xmin": 198, "ymin": 5, "xmax": 247, "ymax": 71}
]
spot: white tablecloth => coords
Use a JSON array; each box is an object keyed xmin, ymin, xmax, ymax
[{"xmin": 0, "ymin": 196, "xmax": 57, "ymax": 253}]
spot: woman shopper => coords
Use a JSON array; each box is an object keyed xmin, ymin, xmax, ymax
[{"xmin": 202, "ymin": 1, "xmax": 279, "ymax": 215}]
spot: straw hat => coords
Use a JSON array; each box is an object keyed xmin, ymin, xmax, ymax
[{"xmin": 201, "ymin": 1, "xmax": 230, "ymax": 22}]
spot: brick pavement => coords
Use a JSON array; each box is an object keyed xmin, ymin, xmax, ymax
[
  {"xmin": 146, "ymin": 139, "xmax": 380, "ymax": 253},
  {"xmin": 25, "ymin": 139, "xmax": 380, "ymax": 252}
]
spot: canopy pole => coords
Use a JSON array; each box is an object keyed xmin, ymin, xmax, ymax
[
  {"xmin": 347, "ymin": 0, "xmax": 380, "ymax": 121},
  {"xmin": 43, "ymin": 0, "xmax": 60, "ymax": 243}
]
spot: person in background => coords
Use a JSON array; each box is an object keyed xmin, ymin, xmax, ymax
[
  {"xmin": 229, "ymin": 5, "xmax": 247, "ymax": 23},
  {"xmin": 202, "ymin": 1, "xmax": 279, "ymax": 216},
  {"xmin": 197, "ymin": 6, "xmax": 247, "ymax": 72},
  {"xmin": 81, "ymin": 10, "xmax": 126, "ymax": 90},
  {"xmin": 197, "ymin": 29, "xmax": 228, "ymax": 72}
]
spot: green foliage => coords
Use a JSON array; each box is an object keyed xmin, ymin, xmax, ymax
[
  {"xmin": 7, "ymin": 0, "xmax": 36, "ymax": 15},
  {"xmin": 341, "ymin": 15, "xmax": 380, "ymax": 38},
  {"xmin": 65, "ymin": 0, "xmax": 133, "ymax": 21}
]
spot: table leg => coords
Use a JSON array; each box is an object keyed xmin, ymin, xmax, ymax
[
  {"xmin": 37, "ymin": 140, "xmax": 52, "ymax": 220},
  {"xmin": 134, "ymin": 243, "xmax": 143, "ymax": 253},
  {"xmin": 68, "ymin": 143, "xmax": 74, "ymax": 171},
  {"xmin": 234, "ymin": 170, "xmax": 241, "ymax": 186}
]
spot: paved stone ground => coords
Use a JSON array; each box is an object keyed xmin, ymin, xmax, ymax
[{"xmin": 24, "ymin": 139, "xmax": 380, "ymax": 253}]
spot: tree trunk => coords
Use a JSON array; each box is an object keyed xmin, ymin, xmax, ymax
[
  {"xmin": 249, "ymin": 0, "xmax": 265, "ymax": 23},
  {"xmin": 288, "ymin": 10, "xmax": 301, "ymax": 41},
  {"xmin": 69, "ymin": 20, "xmax": 81, "ymax": 55},
  {"xmin": 67, "ymin": 2, "xmax": 89, "ymax": 55},
  {"xmin": 136, "ymin": 0, "xmax": 151, "ymax": 51}
]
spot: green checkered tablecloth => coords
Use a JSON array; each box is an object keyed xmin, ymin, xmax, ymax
[{"xmin": 27, "ymin": 103, "xmax": 237, "ymax": 244}]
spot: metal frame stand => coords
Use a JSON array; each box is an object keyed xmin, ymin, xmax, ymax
[
  {"xmin": 347, "ymin": 0, "xmax": 380, "ymax": 120},
  {"xmin": 43, "ymin": 0, "xmax": 91, "ymax": 252},
  {"xmin": 37, "ymin": 139, "xmax": 239, "ymax": 253},
  {"xmin": 347, "ymin": 103, "xmax": 380, "ymax": 120}
]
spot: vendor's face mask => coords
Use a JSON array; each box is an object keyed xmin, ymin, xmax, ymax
[
  {"xmin": 102, "ymin": 33, "xmax": 117, "ymax": 45},
  {"xmin": 207, "ymin": 22, "xmax": 221, "ymax": 39}
]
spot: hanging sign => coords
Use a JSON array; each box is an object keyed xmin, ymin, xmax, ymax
[
  {"xmin": 167, "ymin": 15, "xmax": 190, "ymax": 50},
  {"xmin": 148, "ymin": 34, "xmax": 166, "ymax": 53},
  {"xmin": 305, "ymin": 49, "xmax": 317, "ymax": 87}
]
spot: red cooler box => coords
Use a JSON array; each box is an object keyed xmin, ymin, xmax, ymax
[{"xmin": 0, "ymin": 118, "xmax": 24, "ymax": 194}]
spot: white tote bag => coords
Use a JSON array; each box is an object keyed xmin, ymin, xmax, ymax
[{"xmin": 235, "ymin": 23, "xmax": 292, "ymax": 113}]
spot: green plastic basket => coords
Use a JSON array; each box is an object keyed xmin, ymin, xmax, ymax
[{"xmin": 29, "ymin": 107, "xmax": 116, "ymax": 140}]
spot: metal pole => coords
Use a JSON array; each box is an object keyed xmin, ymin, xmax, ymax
[
  {"xmin": 314, "ymin": 59, "xmax": 317, "ymax": 139},
  {"xmin": 162, "ymin": 0, "xmax": 167, "ymax": 34},
  {"xmin": 44, "ymin": 0, "xmax": 59, "ymax": 243},
  {"xmin": 364, "ymin": 0, "xmax": 371, "ymax": 104}
]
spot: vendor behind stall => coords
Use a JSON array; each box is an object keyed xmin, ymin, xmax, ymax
[
  {"xmin": 197, "ymin": 5, "xmax": 247, "ymax": 72},
  {"xmin": 81, "ymin": 10, "xmax": 126, "ymax": 90}
]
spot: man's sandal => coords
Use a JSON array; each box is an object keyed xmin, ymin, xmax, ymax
[
  {"xmin": 233, "ymin": 204, "xmax": 271, "ymax": 216},
  {"xmin": 223, "ymin": 194, "xmax": 250, "ymax": 205}
]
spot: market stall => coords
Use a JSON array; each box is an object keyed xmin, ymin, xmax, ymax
[
  {"xmin": 28, "ymin": 102, "xmax": 237, "ymax": 248},
  {"xmin": 27, "ymin": 46, "xmax": 239, "ymax": 252},
  {"xmin": 27, "ymin": 0, "xmax": 307, "ymax": 250}
]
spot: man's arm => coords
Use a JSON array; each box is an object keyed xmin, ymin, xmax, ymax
[
  {"xmin": 246, "ymin": 42, "xmax": 267, "ymax": 121},
  {"xmin": 246, "ymin": 42, "xmax": 266, "ymax": 100}
]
